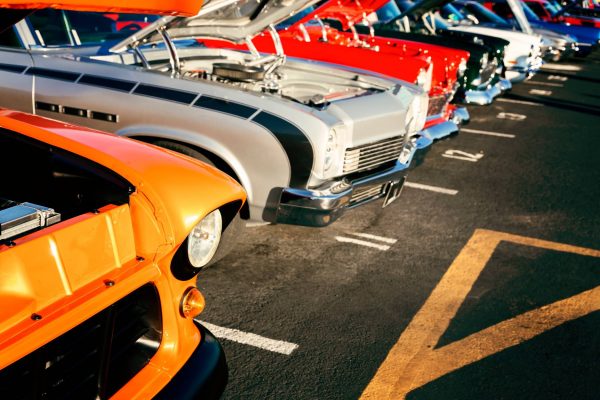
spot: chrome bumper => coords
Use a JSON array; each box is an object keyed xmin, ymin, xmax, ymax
[
  {"xmin": 276, "ymin": 139, "xmax": 417, "ymax": 227},
  {"xmin": 462, "ymin": 79, "xmax": 509, "ymax": 105},
  {"xmin": 506, "ymin": 57, "xmax": 544, "ymax": 83},
  {"xmin": 416, "ymin": 107, "xmax": 469, "ymax": 149}
]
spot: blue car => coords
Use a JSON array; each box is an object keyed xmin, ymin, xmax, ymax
[{"xmin": 483, "ymin": 0, "xmax": 600, "ymax": 49}]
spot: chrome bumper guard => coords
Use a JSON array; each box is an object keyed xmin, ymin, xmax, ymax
[
  {"xmin": 415, "ymin": 106, "xmax": 469, "ymax": 149},
  {"xmin": 276, "ymin": 139, "xmax": 417, "ymax": 227},
  {"xmin": 462, "ymin": 78, "xmax": 510, "ymax": 105}
]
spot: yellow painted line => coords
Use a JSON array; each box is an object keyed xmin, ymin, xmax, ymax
[{"xmin": 360, "ymin": 229, "xmax": 600, "ymax": 400}]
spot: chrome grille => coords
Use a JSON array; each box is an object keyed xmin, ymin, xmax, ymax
[
  {"xmin": 479, "ymin": 59, "xmax": 499, "ymax": 86},
  {"xmin": 343, "ymin": 136, "xmax": 403, "ymax": 174},
  {"xmin": 0, "ymin": 284, "xmax": 162, "ymax": 400},
  {"xmin": 350, "ymin": 183, "xmax": 386, "ymax": 206}
]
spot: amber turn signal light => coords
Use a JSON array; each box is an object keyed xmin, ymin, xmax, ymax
[{"xmin": 180, "ymin": 287, "xmax": 206, "ymax": 319}]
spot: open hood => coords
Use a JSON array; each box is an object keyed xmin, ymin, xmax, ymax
[
  {"xmin": 0, "ymin": 0, "xmax": 204, "ymax": 33},
  {"xmin": 0, "ymin": 0, "xmax": 203, "ymax": 15},
  {"xmin": 293, "ymin": 0, "xmax": 389, "ymax": 30},
  {"xmin": 111, "ymin": 0, "xmax": 317, "ymax": 52}
]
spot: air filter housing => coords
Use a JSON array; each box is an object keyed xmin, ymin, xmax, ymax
[{"xmin": 0, "ymin": 199, "xmax": 61, "ymax": 240}]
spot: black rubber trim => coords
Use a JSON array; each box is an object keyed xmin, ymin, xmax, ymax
[
  {"xmin": 251, "ymin": 111, "xmax": 314, "ymax": 187},
  {"xmin": 91, "ymin": 110, "xmax": 118, "ymax": 123},
  {"xmin": 62, "ymin": 106, "xmax": 88, "ymax": 118},
  {"xmin": 194, "ymin": 95, "xmax": 257, "ymax": 119},
  {"xmin": 26, "ymin": 67, "xmax": 80, "ymax": 82},
  {"xmin": 78, "ymin": 74, "xmax": 137, "ymax": 92},
  {"xmin": 133, "ymin": 84, "xmax": 197, "ymax": 104},
  {"xmin": 0, "ymin": 63, "xmax": 27, "ymax": 74},
  {"xmin": 154, "ymin": 321, "xmax": 228, "ymax": 400},
  {"xmin": 35, "ymin": 101, "xmax": 60, "ymax": 112}
]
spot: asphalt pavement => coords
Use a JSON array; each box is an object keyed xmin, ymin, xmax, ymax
[{"xmin": 197, "ymin": 50, "xmax": 600, "ymax": 400}]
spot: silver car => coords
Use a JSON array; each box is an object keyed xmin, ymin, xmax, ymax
[{"xmin": 0, "ymin": 0, "xmax": 428, "ymax": 227}]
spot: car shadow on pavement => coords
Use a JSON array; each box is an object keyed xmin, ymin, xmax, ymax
[{"xmin": 504, "ymin": 93, "xmax": 600, "ymax": 117}]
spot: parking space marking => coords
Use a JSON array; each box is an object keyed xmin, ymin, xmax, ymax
[
  {"xmin": 529, "ymin": 89, "xmax": 553, "ymax": 96},
  {"xmin": 461, "ymin": 128, "xmax": 515, "ymax": 139},
  {"xmin": 246, "ymin": 222, "xmax": 271, "ymax": 227},
  {"xmin": 350, "ymin": 232, "xmax": 398, "ymax": 244},
  {"xmin": 335, "ymin": 236, "xmax": 391, "ymax": 251},
  {"xmin": 200, "ymin": 321, "xmax": 299, "ymax": 355},
  {"xmin": 360, "ymin": 229, "xmax": 600, "ymax": 400},
  {"xmin": 525, "ymin": 81, "xmax": 564, "ymax": 87},
  {"xmin": 548, "ymin": 75, "xmax": 568, "ymax": 81},
  {"xmin": 541, "ymin": 63, "xmax": 581, "ymax": 72},
  {"xmin": 497, "ymin": 112, "xmax": 527, "ymax": 121},
  {"xmin": 496, "ymin": 98, "xmax": 542, "ymax": 106},
  {"xmin": 442, "ymin": 150, "xmax": 484, "ymax": 162},
  {"xmin": 404, "ymin": 182, "xmax": 458, "ymax": 195}
]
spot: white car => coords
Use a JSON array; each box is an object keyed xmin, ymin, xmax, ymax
[{"xmin": 393, "ymin": 0, "xmax": 544, "ymax": 82}]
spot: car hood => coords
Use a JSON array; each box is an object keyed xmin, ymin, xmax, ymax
[
  {"xmin": 111, "ymin": 0, "xmax": 318, "ymax": 52},
  {"xmin": 0, "ymin": 109, "xmax": 245, "ymax": 245},
  {"xmin": 449, "ymin": 24, "xmax": 541, "ymax": 45},
  {"xmin": 292, "ymin": 0, "xmax": 389, "ymax": 30},
  {"xmin": 0, "ymin": 0, "xmax": 204, "ymax": 33}
]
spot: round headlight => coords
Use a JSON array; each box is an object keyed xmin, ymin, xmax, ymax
[{"xmin": 188, "ymin": 209, "xmax": 222, "ymax": 269}]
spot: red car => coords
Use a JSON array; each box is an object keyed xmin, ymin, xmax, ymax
[
  {"xmin": 202, "ymin": 0, "xmax": 471, "ymax": 148},
  {"xmin": 525, "ymin": 0, "xmax": 600, "ymax": 27}
]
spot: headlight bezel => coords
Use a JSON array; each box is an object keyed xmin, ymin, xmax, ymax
[{"xmin": 171, "ymin": 208, "xmax": 224, "ymax": 280}]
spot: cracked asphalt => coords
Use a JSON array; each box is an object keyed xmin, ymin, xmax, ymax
[{"xmin": 197, "ymin": 50, "xmax": 600, "ymax": 400}]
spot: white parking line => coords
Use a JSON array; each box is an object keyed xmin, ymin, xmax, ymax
[
  {"xmin": 335, "ymin": 236, "xmax": 390, "ymax": 251},
  {"xmin": 404, "ymin": 182, "xmax": 458, "ymax": 195},
  {"xmin": 442, "ymin": 150, "xmax": 484, "ymax": 162},
  {"xmin": 350, "ymin": 232, "xmax": 398, "ymax": 244},
  {"xmin": 529, "ymin": 89, "xmax": 552, "ymax": 96},
  {"xmin": 497, "ymin": 112, "xmax": 527, "ymax": 121},
  {"xmin": 496, "ymin": 98, "xmax": 542, "ymax": 106},
  {"xmin": 246, "ymin": 222, "xmax": 271, "ymax": 227},
  {"xmin": 548, "ymin": 75, "xmax": 568, "ymax": 81},
  {"xmin": 525, "ymin": 81, "xmax": 563, "ymax": 87},
  {"xmin": 541, "ymin": 63, "xmax": 581, "ymax": 72},
  {"xmin": 200, "ymin": 321, "xmax": 299, "ymax": 355},
  {"xmin": 461, "ymin": 128, "xmax": 515, "ymax": 139}
]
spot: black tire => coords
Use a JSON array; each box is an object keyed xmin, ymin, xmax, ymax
[{"xmin": 153, "ymin": 140, "xmax": 245, "ymax": 269}]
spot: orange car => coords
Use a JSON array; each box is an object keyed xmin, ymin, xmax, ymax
[
  {"xmin": 0, "ymin": 107, "xmax": 246, "ymax": 398},
  {"xmin": 0, "ymin": 3, "xmax": 246, "ymax": 398}
]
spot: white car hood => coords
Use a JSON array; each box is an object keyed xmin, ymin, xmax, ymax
[{"xmin": 449, "ymin": 25, "xmax": 541, "ymax": 47}]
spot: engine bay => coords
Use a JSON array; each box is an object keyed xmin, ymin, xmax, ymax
[{"xmin": 0, "ymin": 128, "xmax": 132, "ymax": 240}]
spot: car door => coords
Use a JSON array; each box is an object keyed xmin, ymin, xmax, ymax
[{"xmin": 0, "ymin": 26, "xmax": 35, "ymax": 113}]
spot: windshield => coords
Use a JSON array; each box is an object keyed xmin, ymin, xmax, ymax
[
  {"xmin": 455, "ymin": 2, "xmax": 510, "ymax": 24},
  {"xmin": 521, "ymin": 1, "xmax": 544, "ymax": 20},
  {"xmin": 388, "ymin": 0, "xmax": 451, "ymax": 30},
  {"xmin": 376, "ymin": 1, "xmax": 402, "ymax": 23},
  {"xmin": 276, "ymin": 6, "xmax": 315, "ymax": 29},
  {"xmin": 26, "ymin": 9, "xmax": 159, "ymax": 47},
  {"xmin": 441, "ymin": 4, "xmax": 467, "ymax": 21},
  {"xmin": 544, "ymin": 0, "xmax": 563, "ymax": 14},
  {"xmin": 488, "ymin": 1, "xmax": 541, "ymax": 21}
]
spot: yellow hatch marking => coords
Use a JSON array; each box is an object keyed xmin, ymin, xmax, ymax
[{"xmin": 360, "ymin": 229, "xmax": 600, "ymax": 399}]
